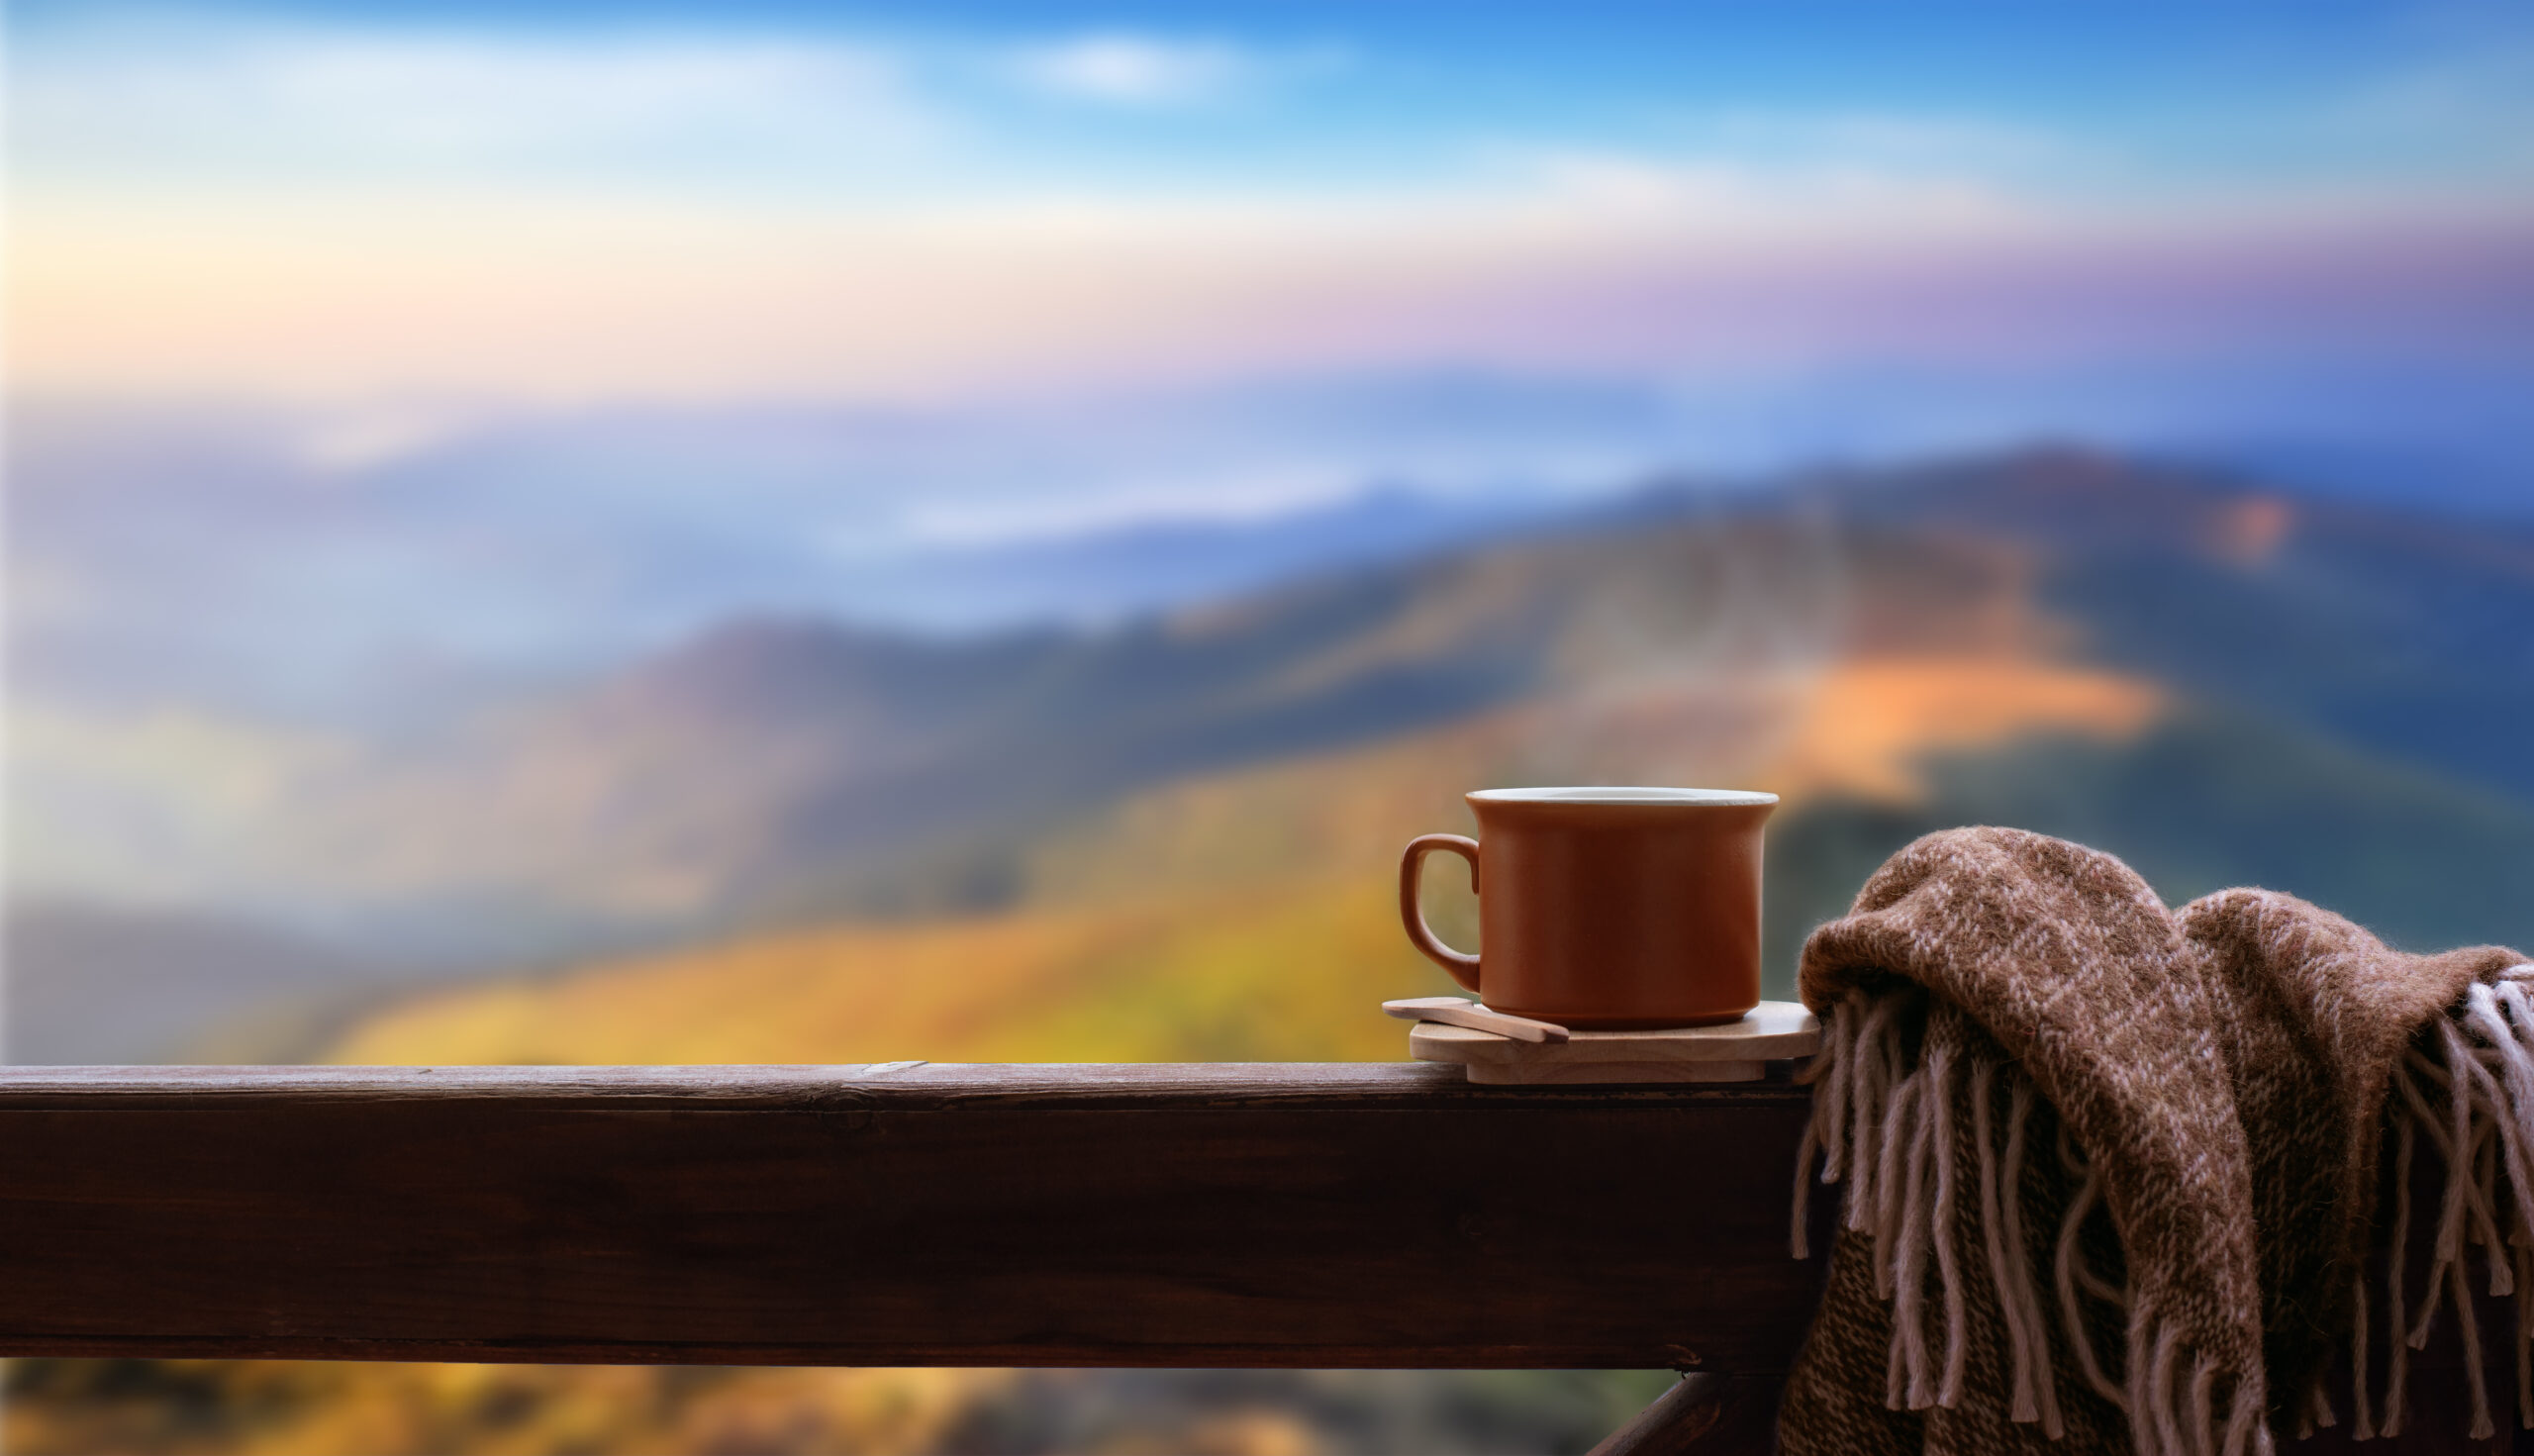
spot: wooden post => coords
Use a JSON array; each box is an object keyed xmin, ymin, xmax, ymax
[{"xmin": 1586, "ymin": 1374, "xmax": 1785, "ymax": 1455}]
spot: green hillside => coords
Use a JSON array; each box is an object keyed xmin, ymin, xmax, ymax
[{"xmin": 333, "ymin": 641, "xmax": 2181, "ymax": 1064}]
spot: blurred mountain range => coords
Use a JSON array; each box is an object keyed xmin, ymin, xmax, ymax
[
  {"xmin": 18, "ymin": 442, "xmax": 2533, "ymax": 1063},
  {"xmin": 17, "ymin": 371, "xmax": 2532, "ymax": 722},
  {"xmin": 324, "ymin": 446, "xmax": 2534, "ymax": 1066}
]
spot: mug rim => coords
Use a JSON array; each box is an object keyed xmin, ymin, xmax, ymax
[{"xmin": 1467, "ymin": 785, "xmax": 1778, "ymax": 807}]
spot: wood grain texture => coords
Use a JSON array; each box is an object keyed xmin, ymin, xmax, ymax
[{"xmin": 0, "ymin": 1062, "xmax": 1833, "ymax": 1371}]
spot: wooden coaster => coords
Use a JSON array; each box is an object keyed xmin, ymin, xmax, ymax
[{"xmin": 1409, "ymin": 1000, "xmax": 1818, "ymax": 1085}]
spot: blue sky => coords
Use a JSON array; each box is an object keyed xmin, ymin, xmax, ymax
[
  {"xmin": 12, "ymin": 2, "xmax": 2532, "ymax": 411},
  {"xmin": 16, "ymin": 0, "xmax": 2534, "ymax": 218}
]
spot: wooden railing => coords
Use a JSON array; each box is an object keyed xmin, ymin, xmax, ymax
[
  {"xmin": 11, "ymin": 1060, "xmax": 2522, "ymax": 1453},
  {"xmin": 0, "ymin": 1062, "xmax": 1827, "ymax": 1364},
  {"xmin": 0, "ymin": 1061, "xmax": 1827, "ymax": 1452}
]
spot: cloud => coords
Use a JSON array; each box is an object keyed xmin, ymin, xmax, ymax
[
  {"xmin": 1008, "ymin": 34, "xmax": 1255, "ymax": 107},
  {"xmin": 2329, "ymin": 37, "xmax": 2534, "ymax": 176},
  {"xmin": 1665, "ymin": 109, "xmax": 2076, "ymax": 177},
  {"xmin": 8, "ymin": 20, "xmax": 1327, "ymax": 192},
  {"xmin": 9, "ymin": 23, "xmax": 944, "ymax": 189},
  {"xmin": 292, "ymin": 407, "xmax": 474, "ymax": 474}
]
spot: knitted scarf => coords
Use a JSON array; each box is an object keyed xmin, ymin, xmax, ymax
[{"xmin": 1780, "ymin": 827, "xmax": 2531, "ymax": 1454}]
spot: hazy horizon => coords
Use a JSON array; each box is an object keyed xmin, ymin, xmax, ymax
[{"xmin": 12, "ymin": 0, "xmax": 2534, "ymax": 994}]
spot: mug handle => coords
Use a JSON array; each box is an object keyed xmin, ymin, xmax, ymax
[{"xmin": 1400, "ymin": 834, "xmax": 1482, "ymax": 992}]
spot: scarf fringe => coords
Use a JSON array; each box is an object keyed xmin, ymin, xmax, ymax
[
  {"xmin": 1793, "ymin": 975, "xmax": 2534, "ymax": 1451},
  {"xmin": 2363, "ymin": 962, "xmax": 2534, "ymax": 1440},
  {"xmin": 1796, "ymin": 990, "xmax": 2269, "ymax": 1453},
  {"xmin": 1798, "ymin": 969, "xmax": 2534, "ymax": 1447},
  {"xmin": 1795, "ymin": 968, "xmax": 2534, "ymax": 1445}
]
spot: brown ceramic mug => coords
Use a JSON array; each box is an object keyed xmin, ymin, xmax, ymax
[{"xmin": 1399, "ymin": 787, "xmax": 1778, "ymax": 1028}]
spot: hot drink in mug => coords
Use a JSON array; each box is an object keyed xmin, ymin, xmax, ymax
[{"xmin": 1398, "ymin": 787, "xmax": 1777, "ymax": 1028}]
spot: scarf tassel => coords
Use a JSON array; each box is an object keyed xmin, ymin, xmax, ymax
[
  {"xmin": 2373, "ymin": 964, "xmax": 2534, "ymax": 1440},
  {"xmin": 1789, "ymin": 986, "xmax": 2534, "ymax": 1455},
  {"xmin": 1798, "ymin": 968, "xmax": 2534, "ymax": 1447}
]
